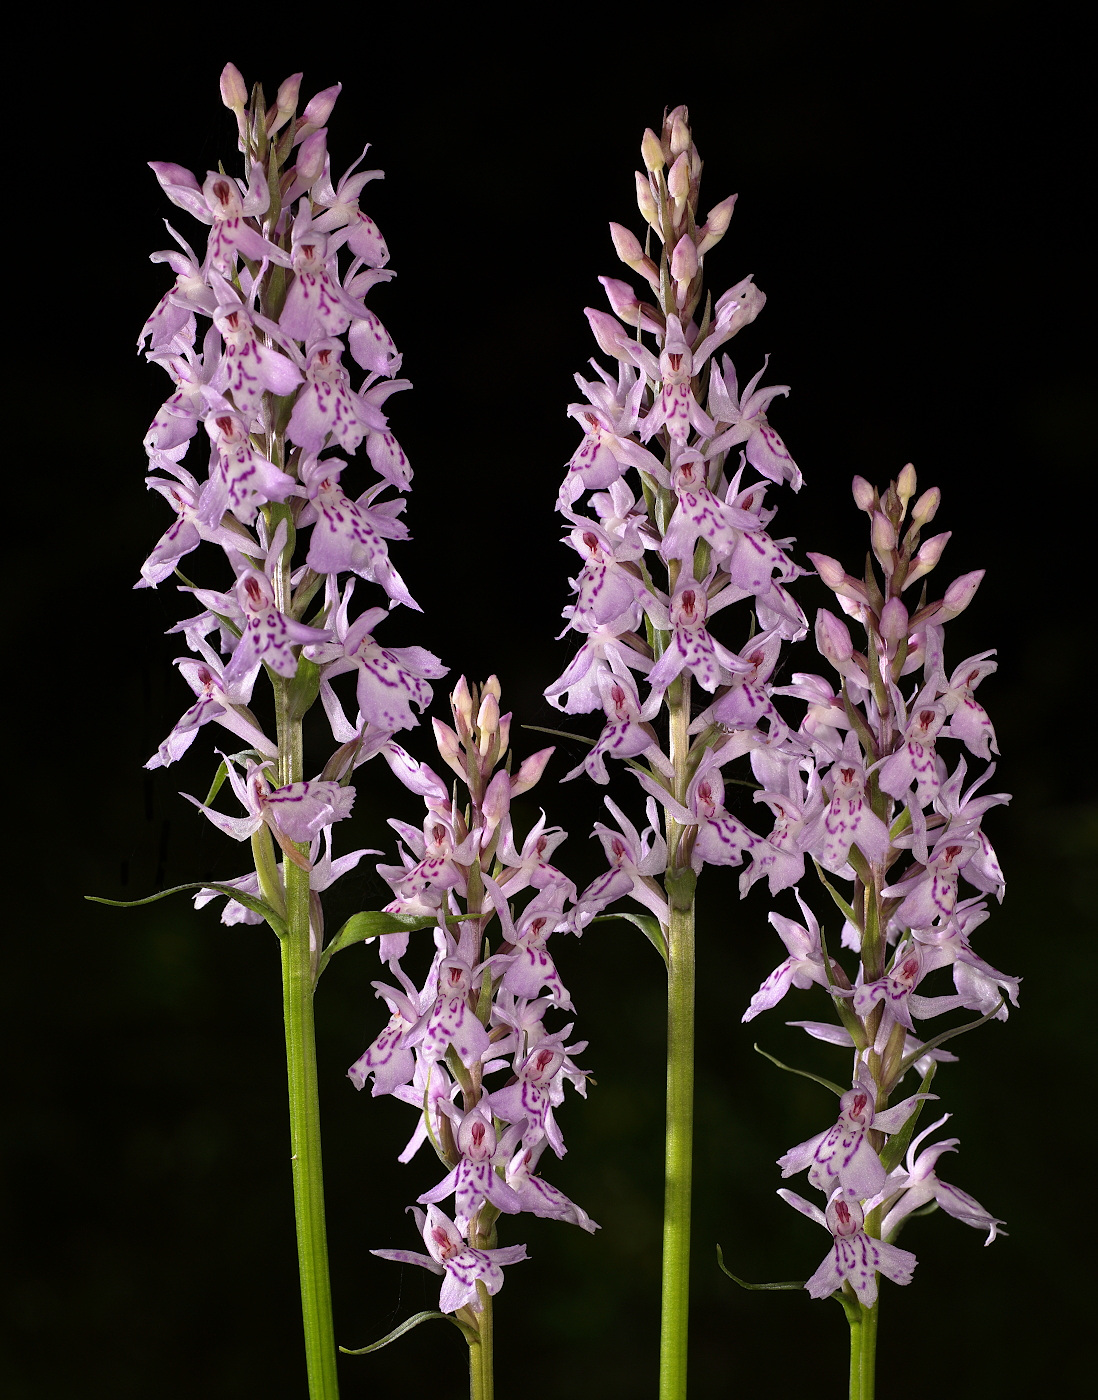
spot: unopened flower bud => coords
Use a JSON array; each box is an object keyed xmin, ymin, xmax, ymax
[
  {"xmin": 635, "ymin": 172, "xmax": 660, "ymax": 232},
  {"xmin": 905, "ymin": 531, "xmax": 951, "ymax": 586},
  {"xmin": 808, "ymin": 553, "xmax": 848, "ymax": 590},
  {"xmin": 609, "ymin": 223, "xmax": 660, "ymax": 291},
  {"xmin": 600, "ymin": 276, "xmax": 644, "ymax": 326},
  {"xmin": 481, "ymin": 770, "xmax": 511, "ymax": 835},
  {"xmin": 585, "ymin": 307, "xmax": 637, "ymax": 363},
  {"xmin": 667, "ymin": 152, "xmax": 690, "ymax": 206},
  {"xmin": 807, "ymin": 553, "xmax": 870, "ymax": 606},
  {"xmin": 641, "ymin": 128, "xmax": 665, "ymax": 173},
  {"xmin": 294, "ymin": 128, "xmax": 328, "ymax": 188},
  {"xmin": 450, "ymin": 676, "xmax": 474, "ymax": 737},
  {"xmin": 872, "ymin": 511, "xmax": 897, "ymax": 565},
  {"xmin": 267, "ymin": 72, "xmax": 302, "ymax": 135},
  {"xmin": 432, "ymin": 718, "xmax": 467, "ymax": 780},
  {"xmin": 912, "ymin": 486, "xmax": 941, "ymax": 527},
  {"xmin": 940, "ymin": 569, "xmax": 983, "ymax": 619},
  {"xmin": 880, "ymin": 596, "xmax": 909, "ymax": 650},
  {"xmin": 601, "ymin": 280, "xmax": 661, "ymax": 333},
  {"xmin": 671, "ymin": 234, "xmax": 698, "ymax": 286},
  {"xmin": 815, "ymin": 608, "xmax": 854, "ymax": 667},
  {"xmin": 296, "ymin": 83, "xmax": 341, "ymax": 143},
  {"xmin": 610, "ymin": 222, "xmax": 644, "ymax": 265},
  {"xmin": 696, "ymin": 194, "xmax": 737, "ymax": 256},
  {"xmin": 897, "ymin": 462, "xmax": 917, "ymax": 509},
  {"xmin": 477, "ymin": 691, "xmax": 500, "ymax": 754},
  {"xmin": 511, "ymin": 746, "xmax": 554, "ymax": 796},
  {"xmin": 219, "ymin": 62, "xmax": 248, "ymax": 112},
  {"xmin": 668, "ymin": 107, "xmax": 691, "ymax": 158},
  {"xmin": 852, "ymin": 476, "xmax": 876, "ymax": 512}
]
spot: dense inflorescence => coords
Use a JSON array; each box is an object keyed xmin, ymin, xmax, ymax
[
  {"xmin": 752, "ymin": 468, "xmax": 1013, "ymax": 1304},
  {"xmin": 138, "ymin": 65, "xmax": 443, "ymax": 942},
  {"xmin": 546, "ymin": 103, "xmax": 808, "ymax": 935},
  {"xmin": 361, "ymin": 677, "xmax": 598, "ymax": 1319}
]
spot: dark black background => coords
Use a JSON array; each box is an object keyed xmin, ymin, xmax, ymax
[{"xmin": 10, "ymin": 4, "xmax": 1092, "ymax": 1396}]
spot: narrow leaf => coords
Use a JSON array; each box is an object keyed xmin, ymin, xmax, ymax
[
  {"xmin": 317, "ymin": 910, "xmax": 474, "ymax": 977},
  {"xmin": 812, "ymin": 860, "xmax": 860, "ymax": 928},
  {"xmin": 339, "ymin": 1309, "xmax": 478, "ymax": 1354},
  {"xmin": 318, "ymin": 911, "xmax": 436, "ymax": 974},
  {"xmin": 85, "ymin": 883, "xmax": 286, "ymax": 938},
  {"xmin": 287, "ymin": 656, "xmax": 321, "ymax": 721},
  {"xmin": 590, "ymin": 911, "xmax": 668, "ymax": 964},
  {"xmin": 716, "ymin": 1245, "xmax": 804, "ymax": 1291},
  {"xmin": 753, "ymin": 1043, "xmax": 845, "ymax": 1097},
  {"xmin": 894, "ymin": 996, "xmax": 1006, "ymax": 1079},
  {"xmin": 202, "ymin": 748, "xmax": 267, "ymax": 807},
  {"xmin": 879, "ymin": 1063, "xmax": 937, "ymax": 1173},
  {"xmin": 522, "ymin": 723, "xmax": 597, "ymax": 748},
  {"xmin": 203, "ymin": 758, "xmax": 231, "ymax": 808}
]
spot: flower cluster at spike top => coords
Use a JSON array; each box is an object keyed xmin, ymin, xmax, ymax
[
  {"xmin": 358, "ymin": 678, "xmax": 599, "ymax": 1316},
  {"xmin": 140, "ymin": 64, "xmax": 439, "ymax": 780},
  {"xmin": 546, "ymin": 105, "xmax": 809, "ymax": 946},
  {"xmin": 137, "ymin": 64, "xmax": 453, "ymax": 875},
  {"xmin": 755, "ymin": 467, "xmax": 1015, "ymax": 1304},
  {"xmin": 548, "ymin": 104, "xmax": 1014, "ymax": 1309},
  {"xmin": 137, "ymin": 65, "xmax": 599, "ymax": 1322}
]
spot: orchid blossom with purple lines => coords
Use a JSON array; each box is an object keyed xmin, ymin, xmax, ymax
[
  {"xmin": 543, "ymin": 104, "xmax": 808, "ymax": 1400},
  {"xmin": 103, "ymin": 69, "xmax": 1017, "ymax": 1400},
  {"xmin": 343, "ymin": 678, "xmax": 597, "ymax": 1390},
  {"xmin": 102, "ymin": 63, "xmax": 600, "ymax": 1400},
  {"xmin": 728, "ymin": 466, "xmax": 1012, "ymax": 1399},
  {"xmin": 543, "ymin": 105, "xmax": 1013, "ymax": 1400},
  {"xmin": 107, "ymin": 62, "xmax": 449, "ymax": 1400}
]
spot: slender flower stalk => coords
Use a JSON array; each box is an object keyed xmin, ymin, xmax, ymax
[
  {"xmin": 118, "ymin": 63, "xmax": 446, "ymax": 1398},
  {"xmin": 344, "ymin": 678, "xmax": 597, "ymax": 1397},
  {"xmin": 107, "ymin": 72, "xmax": 1015, "ymax": 1399},
  {"xmin": 546, "ymin": 106, "xmax": 807, "ymax": 1396},
  {"xmin": 738, "ymin": 467, "xmax": 1011, "ymax": 1395}
]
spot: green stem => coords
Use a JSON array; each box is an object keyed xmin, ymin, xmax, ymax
[
  {"xmin": 467, "ymin": 1285, "xmax": 494, "ymax": 1400},
  {"xmin": 660, "ymin": 895, "xmax": 695, "ymax": 1400},
  {"xmin": 660, "ymin": 671, "xmax": 696, "ymax": 1400},
  {"xmin": 282, "ymin": 858, "xmax": 340, "ymax": 1399},
  {"xmin": 268, "ymin": 501, "xmax": 340, "ymax": 1398},
  {"xmin": 847, "ymin": 1296, "xmax": 878, "ymax": 1400},
  {"xmin": 848, "ymin": 1298, "xmax": 863, "ymax": 1399}
]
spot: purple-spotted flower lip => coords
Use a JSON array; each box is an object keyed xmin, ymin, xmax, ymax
[
  {"xmin": 371, "ymin": 1205, "xmax": 528, "ymax": 1315},
  {"xmin": 778, "ymin": 1065, "xmax": 936, "ymax": 1203},
  {"xmin": 778, "ymin": 1188, "xmax": 918, "ymax": 1306},
  {"xmin": 181, "ymin": 753, "xmax": 354, "ymax": 850},
  {"xmin": 415, "ymin": 1100, "xmax": 527, "ymax": 1232}
]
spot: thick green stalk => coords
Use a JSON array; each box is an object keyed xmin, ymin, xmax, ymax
[
  {"xmin": 281, "ymin": 853, "xmax": 340, "ymax": 1399},
  {"xmin": 467, "ymin": 1284, "xmax": 494, "ymax": 1400},
  {"xmin": 660, "ymin": 894, "xmax": 696, "ymax": 1400},
  {"xmin": 847, "ymin": 1298, "xmax": 878, "ymax": 1400},
  {"xmin": 660, "ymin": 673, "xmax": 696, "ymax": 1400},
  {"xmin": 269, "ymin": 498, "xmax": 340, "ymax": 1398}
]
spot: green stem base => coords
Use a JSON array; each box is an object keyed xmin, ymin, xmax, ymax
[
  {"xmin": 282, "ymin": 860, "xmax": 340, "ymax": 1399},
  {"xmin": 659, "ymin": 897, "xmax": 695, "ymax": 1400}
]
